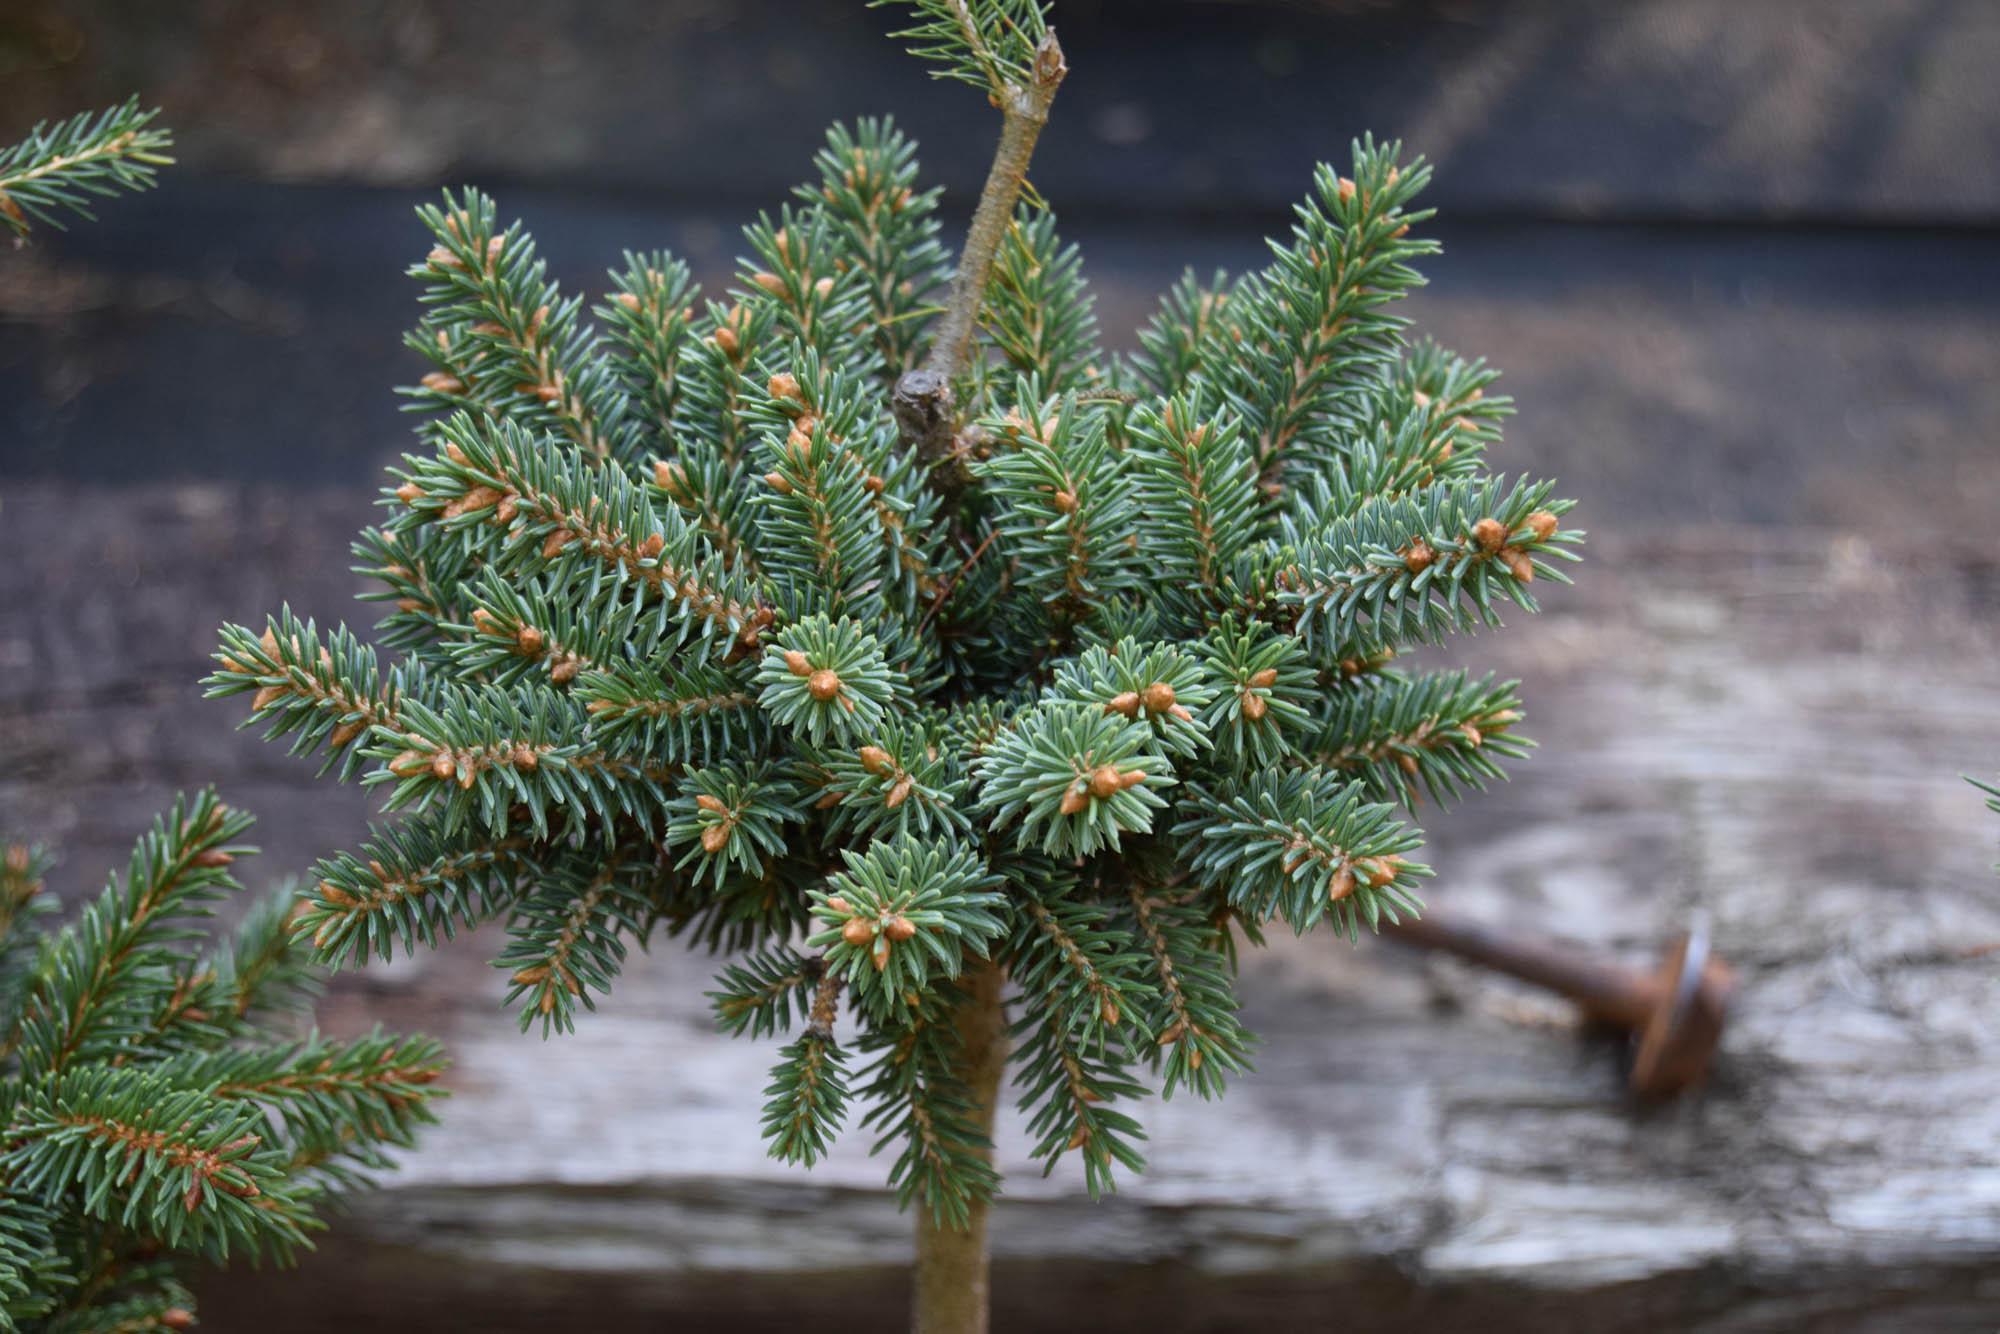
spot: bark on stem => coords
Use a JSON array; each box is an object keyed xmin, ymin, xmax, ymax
[
  {"xmin": 910, "ymin": 956, "xmax": 1009, "ymax": 1334},
  {"xmin": 922, "ymin": 77, "xmax": 1056, "ymax": 382}
]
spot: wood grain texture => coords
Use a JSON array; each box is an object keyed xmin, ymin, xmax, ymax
[{"xmin": 3, "ymin": 482, "xmax": 1996, "ymax": 1331}]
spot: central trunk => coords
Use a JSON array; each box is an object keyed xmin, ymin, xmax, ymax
[{"xmin": 909, "ymin": 957, "xmax": 1009, "ymax": 1334}]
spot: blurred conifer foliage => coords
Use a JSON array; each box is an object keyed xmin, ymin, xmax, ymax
[
  {"xmin": 0, "ymin": 794, "xmax": 445, "ymax": 1332},
  {"xmin": 0, "ymin": 99, "xmax": 171, "ymax": 241}
]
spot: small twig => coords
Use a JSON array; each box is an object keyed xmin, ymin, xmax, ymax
[
  {"xmin": 915, "ymin": 528, "xmax": 999, "ymax": 635},
  {"xmin": 804, "ymin": 958, "xmax": 845, "ymax": 1042}
]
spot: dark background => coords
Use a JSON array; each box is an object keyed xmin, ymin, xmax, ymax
[{"xmin": 4, "ymin": 3, "xmax": 2000, "ymax": 1331}]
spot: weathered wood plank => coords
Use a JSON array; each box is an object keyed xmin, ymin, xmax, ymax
[{"xmin": 3, "ymin": 483, "xmax": 1997, "ymax": 1330}]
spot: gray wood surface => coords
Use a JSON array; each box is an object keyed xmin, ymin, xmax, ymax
[{"xmin": 3, "ymin": 494, "xmax": 1997, "ymax": 1330}]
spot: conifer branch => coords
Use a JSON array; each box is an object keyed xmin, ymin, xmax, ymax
[
  {"xmin": 1121, "ymin": 884, "xmax": 1251, "ymax": 1098},
  {"xmin": 13, "ymin": 792, "xmax": 253, "ymax": 1081},
  {"xmin": 0, "ymin": 797, "xmax": 442, "ymax": 1326},
  {"xmin": 0, "ymin": 99, "xmax": 172, "ymax": 239}
]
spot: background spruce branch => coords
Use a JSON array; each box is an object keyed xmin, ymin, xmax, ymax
[
  {"xmin": 0, "ymin": 98, "xmax": 171, "ymax": 241},
  {"xmin": 0, "ymin": 795, "xmax": 445, "ymax": 1333}
]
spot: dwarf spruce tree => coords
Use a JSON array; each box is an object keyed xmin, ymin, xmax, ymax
[
  {"xmin": 0, "ymin": 794, "xmax": 445, "ymax": 1332},
  {"xmin": 206, "ymin": 2, "xmax": 1579, "ymax": 1327}
]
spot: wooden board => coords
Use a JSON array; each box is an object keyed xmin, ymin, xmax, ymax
[{"xmin": 3, "ymin": 482, "xmax": 1998, "ymax": 1331}]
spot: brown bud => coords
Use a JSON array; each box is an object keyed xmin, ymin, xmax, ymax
[
  {"xmin": 1248, "ymin": 668, "xmax": 1279, "ymax": 689},
  {"xmin": 1141, "ymin": 682, "xmax": 1176, "ymax": 713},
  {"xmin": 813, "ymin": 276, "xmax": 835, "ymax": 298},
  {"xmin": 1405, "ymin": 541, "xmax": 1435, "ymax": 573},
  {"xmin": 484, "ymin": 236, "xmax": 505, "ymax": 266},
  {"xmin": 420, "ymin": 371, "xmax": 464, "ymax": 395},
  {"xmin": 1105, "ymin": 691, "xmax": 1141, "ymax": 718},
  {"xmin": 826, "ymin": 895, "xmax": 852, "ymax": 915},
  {"xmin": 1336, "ymin": 177, "xmax": 1356, "ymax": 207},
  {"xmin": 712, "ymin": 324, "xmax": 740, "ymax": 356},
  {"xmin": 192, "ymin": 849, "xmax": 234, "ymax": 868},
  {"xmin": 884, "ymin": 776, "xmax": 913, "ymax": 809},
  {"xmin": 751, "ymin": 271, "xmax": 786, "ymax": 296},
  {"xmin": 1240, "ymin": 689, "xmax": 1268, "ymax": 722},
  {"xmin": 695, "ymin": 793, "xmax": 728, "ymax": 814},
  {"xmin": 1169, "ymin": 704, "xmax": 1194, "ymax": 723},
  {"xmin": 843, "ymin": 917, "xmax": 877, "ymax": 946},
  {"xmin": 1188, "ymin": 1045, "xmax": 1204, "ymax": 1071},
  {"xmin": 251, "ymin": 684, "xmax": 286, "ymax": 711},
  {"xmin": 430, "ymin": 754, "xmax": 456, "ymax": 782},
  {"xmin": 858, "ymin": 745, "xmax": 894, "ymax": 774},
  {"xmin": 655, "ymin": 460, "xmax": 687, "ymax": 496},
  {"xmin": 1090, "ymin": 766, "xmax": 1122, "ymax": 799},
  {"xmin": 542, "ymin": 528, "xmax": 573, "ymax": 559},
  {"xmin": 1460, "ymin": 724, "xmax": 1482, "ymax": 749},
  {"xmin": 1158, "ymin": 1021, "xmax": 1186, "ymax": 1046},
  {"xmin": 1101, "ymin": 996, "xmax": 1120, "ymax": 1027},
  {"xmin": 512, "ymin": 745, "xmax": 540, "ymax": 770},
  {"xmin": 1050, "ymin": 489, "xmax": 1078, "ymax": 514},
  {"xmin": 161, "ymin": 1310, "xmax": 195, "ymax": 1331},
  {"xmin": 616, "ymin": 291, "xmax": 642, "ymax": 313},
  {"xmin": 1059, "ymin": 784, "xmax": 1090, "ymax": 816},
  {"xmin": 329, "ymin": 720, "xmax": 365, "ymax": 749},
  {"xmin": 1498, "ymin": 546, "xmax": 1536, "ymax": 582},
  {"xmin": 884, "ymin": 914, "xmax": 917, "ymax": 942},
  {"xmin": 395, "ymin": 481, "xmax": 425, "ymax": 505},
  {"xmin": 872, "ymin": 936, "xmax": 892, "ymax": 971},
  {"xmin": 783, "ymin": 649, "xmax": 813, "ymax": 677},
  {"xmin": 638, "ymin": 532, "xmax": 665, "ymax": 560},
  {"xmin": 517, "ymin": 624, "xmax": 545, "ymax": 654},
  {"xmin": 1526, "ymin": 510, "xmax": 1559, "ymax": 542},
  {"xmin": 764, "ymin": 471, "xmax": 793, "ymax": 495},
  {"xmin": 1471, "ymin": 517, "xmax": 1508, "ymax": 552},
  {"xmin": 700, "ymin": 823, "xmax": 731, "ymax": 855},
  {"xmin": 549, "ymin": 658, "xmax": 580, "ymax": 686},
  {"xmin": 1067, "ymin": 1124, "xmax": 1091, "ymax": 1152},
  {"xmin": 807, "ymin": 669, "xmax": 841, "ymax": 701},
  {"xmin": 1117, "ymin": 769, "xmax": 1148, "ymax": 790},
  {"xmin": 768, "ymin": 371, "xmax": 801, "ymax": 401},
  {"xmin": 389, "ymin": 749, "xmax": 429, "ymax": 777},
  {"xmin": 442, "ymin": 485, "xmax": 504, "ymax": 520},
  {"xmin": 1362, "ymin": 856, "xmax": 1402, "ymax": 888}
]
